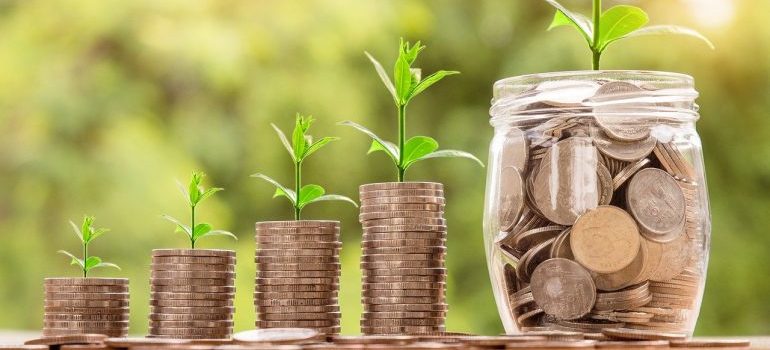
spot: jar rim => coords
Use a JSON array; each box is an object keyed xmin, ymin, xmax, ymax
[{"xmin": 493, "ymin": 70, "xmax": 694, "ymax": 91}]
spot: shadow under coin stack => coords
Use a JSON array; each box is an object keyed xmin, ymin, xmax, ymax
[
  {"xmin": 149, "ymin": 249, "xmax": 236, "ymax": 339},
  {"xmin": 254, "ymin": 221, "xmax": 342, "ymax": 334},
  {"xmin": 43, "ymin": 278, "xmax": 129, "ymax": 337},
  {"xmin": 359, "ymin": 182, "xmax": 448, "ymax": 335}
]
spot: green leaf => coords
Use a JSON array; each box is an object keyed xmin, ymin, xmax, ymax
[
  {"xmin": 250, "ymin": 173, "xmax": 297, "ymax": 206},
  {"xmin": 162, "ymin": 214, "xmax": 192, "ymax": 239},
  {"xmin": 93, "ymin": 261, "xmax": 121, "ymax": 271},
  {"xmin": 198, "ymin": 187, "xmax": 223, "ymax": 204},
  {"xmin": 87, "ymin": 228, "xmax": 109, "ymax": 244},
  {"xmin": 205, "ymin": 230, "xmax": 238, "ymax": 240},
  {"xmin": 302, "ymin": 136, "xmax": 339, "ymax": 160},
  {"xmin": 271, "ymin": 123, "xmax": 296, "ymax": 162},
  {"xmin": 304, "ymin": 194, "xmax": 359, "ymax": 208},
  {"xmin": 544, "ymin": 0, "xmax": 594, "ymax": 44},
  {"xmin": 297, "ymin": 184, "xmax": 325, "ymax": 209},
  {"xmin": 365, "ymin": 51, "xmax": 397, "ymax": 103},
  {"xmin": 80, "ymin": 216, "xmax": 94, "ymax": 243},
  {"xmin": 338, "ymin": 121, "xmax": 399, "ymax": 166},
  {"xmin": 401, "ymin": 136, "xmax": 439, "ymax": 168},
  {"xmin": 400, "ymin": 39, "xmax": 424, "ymax": 64},
  {"xmin": 292, "ymin": 114, "xmax": 311, "ymax": 162},
  {"xmin": 58, "ymin": 250, "xmax": 84, "ymax": 269},
  {"xmin": 408, "ymin": 70, "xmax": 460, "ymax": 100},
  {"xmin": 597, "ymin": 5, "xmax": 649, "ymax": 50},
  {"xmin": 394, "ymin": 55, "xmax": 412, "ymax": 104},
  {"xmin": 620, "ymin": 25, "xmax": 715, "ymax": 49},
  {"xmin": 412, "ymin": 149, "xmax": 485, "ymax": 168},
  {"xmin": 188, "ymin": 172, "xmax": 204, "ymax": 205},
  {"xmin": 192, "ymin": 223, "xmax": 212, "ymax": 240},
  {"xmin": 84, "ymin": 256, "xmax": 102, "ymax": 271},
  {"xmin": 68, "ymin": 220, "xmax": 83, "ymax": 243}
]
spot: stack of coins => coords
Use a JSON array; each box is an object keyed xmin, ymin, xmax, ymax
[
  {"xmin": 359, "ymin": 182, "xmax": 448, "ymax": 335},
  {"xmin": 491, "ymin": 80, "xmax": 708, "ymax": 335},
  {"xmin": 255, "ymin": 221, "xmax": 341, "ymax": 334},
  {"xmin": 149, "ymin": 249, "xmax": 236, "ymax": 339},
  {"xmin": 43, "ymin": 278, "xmax": 129, "ymax": 337}
]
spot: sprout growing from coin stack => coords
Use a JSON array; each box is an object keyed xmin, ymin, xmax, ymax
[
  {"xmin": 340, "ymin": 39, "xmax": 483, "ymax": 335},
  {"xmin": 45, "ymin": 216, "xmax": 129, "ymax": 337},
  {"xmin": 150, "ymin": 171, "xmax": 237, "ymax": 339},
  {"xmin": 251, "ymin": 114, "xmax": 356, "ymax": 334}
]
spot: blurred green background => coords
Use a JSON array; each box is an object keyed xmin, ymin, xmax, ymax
[{"xmin": 0, "ymin": 0, "xmax": 768, "ymax": 336}]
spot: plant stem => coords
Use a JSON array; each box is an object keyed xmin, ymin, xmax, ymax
[
  {"xmin": 82, "ymin": 241, "xmax": 88, "ymax": 278},
  {"xmin": 592, "ymin": 0, "xmax": 602, "ymax": 70},
  {"xmin": 294, "ymin": 160, "xmax": 302, "ymax": 220},
  {"xmin": 397, "ymin": 104, "xmax": 406, "ymax": 182},
  {"xmin": 190, "ymin": 205, "xmax": 196, "ymax": 249}
]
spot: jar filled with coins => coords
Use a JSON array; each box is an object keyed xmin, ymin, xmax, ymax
[{"xmin": 483, "ymin": 71, "xmax": 710, "ymax": 336}]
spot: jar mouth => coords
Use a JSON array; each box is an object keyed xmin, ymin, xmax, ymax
[{"xmin": 490, "ymin": 70, "xmax": 699, "ymax": 125}]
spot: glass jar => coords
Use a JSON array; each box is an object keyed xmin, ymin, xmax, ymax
[{"xmin": 483, "ymin": 71, "xmax": 710, "ymax": 336}]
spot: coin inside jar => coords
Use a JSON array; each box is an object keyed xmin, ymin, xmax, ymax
[
  {"xmin": 499, "ymin": 166, "xmax": 525, "ymax": 232},
  {"xmin": 530, "ymin": 258, "xmax": 596, "ymax": 320},
  {"xmin": 570, "ymin": 206, "xmax": 641, "ymax": 274},
  {"xmin": 626, "ymin": 168, "xmax": 686, "ymax": 243}
]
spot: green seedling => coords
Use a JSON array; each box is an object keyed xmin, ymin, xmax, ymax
[
  {"xmin": 58, "ymin": 216, "xmax": 120, "ymax": 278},
  {"xmin": 252, "ymin": 114, "xmax": 357, "ymax": 220},
  {"xmin": 163, "ymin": 171, "xmax": 236, "ymax": 249},
  {"xmin": 545, "ymin": 0, "xmax": 714, "ymax": 70},
  {"xmin": 341, "ymin": 39, "xmax": 483, "ymax": 181}
]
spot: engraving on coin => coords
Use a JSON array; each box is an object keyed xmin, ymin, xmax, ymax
[
  {"xmin": 530, "ymin": 258, "xmax": 596, "ymax": 320},
  {"xmin": 570, "ymin": 206, "xmax": 641, "ymax": 273},
  {"xmin": 626, "ymin": 168, "xmax": 686, "ymax": 243}
]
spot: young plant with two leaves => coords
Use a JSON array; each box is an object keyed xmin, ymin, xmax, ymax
[
  {"xmin": 341, "ymin": 39, "xmax": 483, "ymax": 182},
  {"xmin": 252, "ymin": 114, "xmax": 357, "ymax": 220},
  {"xmin": 163, "ymin": 171, "xmax": 237, "ymax": 249},
  {"xmin": 58, "ymin": 216, "xmax": 120, "ymax": 278},
  {"xmin": 544, "ymin": 0, "xmax": 714, "ymax": 70}
]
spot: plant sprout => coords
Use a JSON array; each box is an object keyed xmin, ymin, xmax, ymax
[
  {"xmin": 58, "ymin": 216, "xmax": 120, "ymax": 278},
  {"xmin": 341, "ymin": 39, "xmax": 483, "ymax": 182},
  {"xmin": 545, "ymin": 0, "xmax": 714, "ymax": 70},
  {"xmin": 163, "ymin": 171, "xmax": 236, "ymax": 249},
  {"xmin": 252, "ymin": 114, "xmax": 357, "ymax": 220}
]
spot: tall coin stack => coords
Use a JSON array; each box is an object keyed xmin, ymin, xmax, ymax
[
  {"xmin": 149, "ymin": 249, "xmax": 236, "ymax": 339},
  {"xmin": 358, "ymin": 182, "xmax": 448, "ymax": 335},
  {"xmin": 255, "ymin": 221, "xmax": 342, "ymax": 334},
  {"xmin": 43, "ymin": 278, "xmax": 129, "ymax": 337}
]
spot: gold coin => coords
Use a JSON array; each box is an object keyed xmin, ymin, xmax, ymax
[
  {"xmin": 592, "ymin": 239, "xmax": 647, "ymax": 291},
  {"xmin": 152, "ymin": 249, "xmax": 235, "ymax": 258},
  {"xmin": 360, "ymin": 182, "xmax": 443, "ymax": 192},
  {"xmin": 571, "ymin": 206, "xmax": 641, "ymax": 274}
]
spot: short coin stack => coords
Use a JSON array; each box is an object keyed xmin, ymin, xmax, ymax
[
  {"xmin": 43, "ymin": 278, "xmax": 129, "ymax": 337},
  {"xmin": 255, "ymin": 221, "xmax": 342, "ymax": 334},
  {"xmin": 149, "ymin": 249, "xmax": 236, "ymax": 339},
  {"xmin": 359, "ymin": 182, "xmax": 448, "ymax": 335}
]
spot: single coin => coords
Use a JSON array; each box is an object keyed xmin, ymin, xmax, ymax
[
  {"xmin": 149, "ymin": 313, "xmax": 233, "ymax": 321},
  {"xmin": 25, "ymin": 334, "xmax": 108, "ymax": 346},
  {"xmin": 259, "ymin": 312, "xmax": 340, "ymax": 321},
  {"xmin": 363, "ymin": 232, "xmax": 447, "ymax": 241},
  {"xmin": 256, "ymin": 305, "xmax": 340, "ymax": 314},
  {"xmin": 232, "ymin": 328, "xmax": 322, "ymax": 344},
  {"xmin": 360, "ymin": 211, "xmax": 445, "ymax": 222},
  {"xmin": 513, "ymin": 225, "xmax": 565, "ymax": 251},
  {"xmin": 500, "ymin": 127, "xmax": 530, "ymax": 171},
  {"xmin": 602, "ymin": 328, "xmax": 686, "ymax": 341},
  {"xmin": 152, "ymin": 249, "xmax": 235, "ymax": 258},
  {"xmin": 149, "ymin": 306, "xmax": 234, "ymax": 314},
  {"xmin": 44, "ymin": 285, "xmax": 128, "ymax": 293},
  {"xmin": 597, "ymin": 162, "xmax": 614, "ymax": 205},
  {"xmin": 360, "ymin": 260, "xmax": 444, "ymax": 270},
  {"xmin": 151, "ymin": 270, "xmax": 234, "ymax": 279},
  {"xmin": 43, "ymin": 307, "xmax": 129, "ymax": 315},
  {"xmin": 592, "ymin": 239, "xmax": 646, "ymax": 291},
  {"xmin": 256, "ymin": 262, "xmax": 341, "ymax": 271},
  {"xmin": 44, "ymin": 293, "xmax": 128, "ymax": 300},
  {"xmin": 360, "ymin": 189, "xmax": 444, "ymax": 199},
  {"xmin": 362, "ymin": 246, "xmax": 447, "ymax": 255},
  {"xmin": 613, "ymin": 158, "xmax": 651, "ymax": 190},
  {"xmin": 149, "ymin": 292, "xmax": 234, "ymax": 300},
  {"xmin": 594, "ymin": 131, "xmax": 656, "ymax": 162},
  {"xmin": 362, "ymin": 239, "xmax": 446, "ymax": 248},
  {"xmin": 152, "ymin": 256, "xmax": 235, "ymax": 265},
  {"xmin": 151, "ymin": 285, "xmax": 235, "ymax": 294},
  {"xmin": 256, "ymin": 248, "xmax": 340, "ymax": 257},
  {"xmin": 591, "ymin": 81, "xmax": 652, "ymax": 142},
  {"xmin": 256, "ymin": 320, "xmax": 338, "ymax": 328},
  {"xmin": 360, "ymin": 204, "xmax": 445, "ymax": 213},
  {"xmin": 571, "ymin": 206, "xmax": 641, "ymax": 273},
  {"xmin": 104, "ymin": 338, "xmax": 190, "ymax": 348},
  {"xmin": 45, "ymin": 300, "xmax": 129, "ymax": 308},
  {"xmin": 499, "ymin": 166, "xmax": 525, "ymax": 232},
  {"xmin": 44, "ymin": 314, "xmax": 128, "ymax": 322},
  {"xmin": 256, "ymin": 220, "xmax": 339, "ymax": 228},
  {"xmin": 533, "ymin": 137, "xmax": 599, "ymax": 225},
  {"xmin": 669, "ymin": 339, "xmax": 751, "ymax": 348},
  {"xmin": 362, "ymin": 296, "xmax": 444, "ymax": 305},
  {"xmin": 361, "ymin": 195, "xmax": 445, "ymax": 205},
  {"xmin": 44, "ymin": 278, "xmax": 128, "ymax": 286},
  {"xmin": 255, "ymin": 255, "xmax": 339, "ymax": 264},
  {"xmin": 627, "ymin": 168, "xmax": 686, "ymax": 243},
  {"xmin": 149, "ymin": 320, "xmax": 233, "ymax": 328},
  {"xmin": 255, "ymin": 284, "xmax": 339, "ymax": 292},
  {"xmin": 149, "ymin": 299, "xmax": 232, "ymax": 307},
  {"xmin": 530, "ymin": 258, "xmax": 596, "ymax": 320},
  {"xmin": 363, "ymin": 268, "xmax": 447, "ymax": 277},
  {"xmin": 648, "ymin": 234, "xmax": 691, "ymax": 282},
  {"xmin": 364, "ymin": 304, "xmax": 448, "ymax": 313},
  {"xmin": 150, "ymin": 263, "xmax": 235, "ymax": 272},
  {"xmin": 254, "ymin": 298, "xmax": 338, "ymax": 307},
  {"xmin": 257, "ymin": 270, "xmax": 340, "ymax": 279},
  {"xmin": 360, "ymin": 182, "xmax": 443, "ymax": 192}
]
